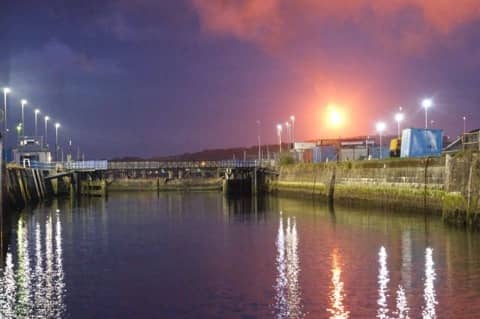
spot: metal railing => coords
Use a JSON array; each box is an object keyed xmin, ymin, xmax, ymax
[
  {"xmin": 462, "ymin": 131, "xmax": 480, "ymax": 151},
  {"xmin": 29, "ymin": 161, "xmax": 57, "ymax": 170},
  {"xmin": 63, "ymin": 160, "xmax": 108, "ymax": 170},
  {"xmin": 107, "ymin": 159, "xmax": 274, "ymax": 170},
  {"xmin": 25, "ymin": 159, "xmax": 274, "ymax": 171}
]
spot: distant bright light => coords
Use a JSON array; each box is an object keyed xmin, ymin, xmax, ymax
[
  {"xmin": 395, "ymin": 113, "xmax": 404, "ymax": 123},
  {"xmin": 45, "ymin": 116, "xmax": 50, "ymax": 121},
  {"xmin": 55, "ymin": 122, "xmax": 61, "ymax": 128},
  {"xmin": 35, "ymin": 109, "xmax": 40, "ymax": 114},
  {"xmin": 3, "ymin": 87, "xmax": 10, "ymax": 94},
  {"xmin": 276, "ymin": 123, "xmax": 282, "ymax": 132},
  {"xmin": 422, "ymin": 98, "xmax": 433, "ymax": 109},
  {"xmin": 290, "ymin": 115, "xmax": 295, "ymax": 122},
  {"xmin": 21, "ymin": 99, "xmax": 28, "ymax": 105},
  {"xmin": 326, "ymin": 105, "xmax": 344, "ymax": 128},
  {"xmin": 376, "ymin": 122, "xmax": 386, "ymax": 133}
]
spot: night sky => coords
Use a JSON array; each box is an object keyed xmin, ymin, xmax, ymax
[{"xmin": 1, "ymin": 0, "xmax": 479, "ymax": 159}]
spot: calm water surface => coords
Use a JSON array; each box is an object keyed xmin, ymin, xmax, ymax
[{"xmin": 1, "ymin": 192, "xmax": 480, "ymax": 318}]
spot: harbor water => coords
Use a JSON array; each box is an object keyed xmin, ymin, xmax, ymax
[{"xmin": 1, "ymin": 192, "xmax": 480, "ymax": 318}]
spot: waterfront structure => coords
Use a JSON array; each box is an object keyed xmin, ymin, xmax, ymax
[{"xmin": 12, "ymin": 137, "xmax": 51, "ymax": 164}]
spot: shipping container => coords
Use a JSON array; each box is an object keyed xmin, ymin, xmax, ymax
[
  {"xmin": 313, "ymin": 146, "xmax": 337, "ymax": 163},
  {"xmin": 369, "ymin": 146, "xmax": 390, "ymax": 159},
  {"xmin": 400, "ymin": 128, "xmax": 443, "ymax": 158},
  {"xmin": 294, "ymin": 142, "xmax": 317, "ymax": 150},
  {"xmin": 339, "ymin": 147, "xmax": 368, "ymax": 161},
  {"xmin": 303, "ymin": 148, "xmax": 313, "ymax": 163}
]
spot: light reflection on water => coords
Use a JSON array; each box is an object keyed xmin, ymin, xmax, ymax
[
  {"xmin": 0, "ymin": 193, "xmax": 470, "ymax": 318},
  {"xmin": 327, "ymin": 249, "xmax": 349, "ymax": 319},
  {"xmin": 375, "ymin": 244, "xmax": 437, "ymax": 319},
  {"xmin": 274, "ymin": 214, "xmax": 304, "ymax": 319},
  {"xmin": 422, "ymin": 248, "xmax": 437, "ymax": 319},
  {"xmin": 377, "ymin": 246, "xmax": 390, "ymax": 319},
  {"xmin": 0, "ymin": 212, "xmax": 66, "ymax": 319}
]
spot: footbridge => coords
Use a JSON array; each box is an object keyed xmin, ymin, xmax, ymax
[
  {"xmin": 106, "ymin": 160, "xmax": 277, "ymax": 195},
  {"xmin": 26, "ymin": 159, "xmax": 277, "ymax": 196},
  {"xmin": 107, "ymin": 160, "xmax": 274, "ymax": 170}
]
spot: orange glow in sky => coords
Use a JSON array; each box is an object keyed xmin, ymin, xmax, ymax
[{"xmin": 324, "ymin": 104, "xmax": 348, "ymax": 131}]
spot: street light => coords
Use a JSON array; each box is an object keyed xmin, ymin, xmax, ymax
[
  {"xmin": 394, "ymin": 112, "xmax": 404, "ymax": 138},
  {"xmin": 376, "ymin": 122, "xmax": 386, "ymax": 159},
  {"xmin": 463, "ymin": 116, "xmax": 466, "ymax": 135},
  {"xmin": 290, "ymin": 115, "xmax": 295, "ymax": 144},
  {"xmin": 3, "ymin": 87, "xmax": 10, "ymax": 161},
  {"xmin": 55, "ymin": 122, "xmax": 60, "ymax": 161},
  {"xmin": 285, "ymin": 121, "xmax": 291, "ymax": 145},
  {"xmin": 20, "ymin": 99, "xmax": 27, "ymax": 137},
  {"xmin": 44, "ymin": 115, "xmax": 50, "ymax": 147},
  {"xmin": 422, "ymin": 98, "xmax": 433, "ymax": 129},
  {"xmin": 34, "ymin": 109, "xmax": 40, "ymax": 138},
  {"xmin": 277, "ymin": 123, "xmax": 283, "ymax": 153},
  {"xmin": 3, "ymin": 88, "xmax": 10, "ymax": 130}
]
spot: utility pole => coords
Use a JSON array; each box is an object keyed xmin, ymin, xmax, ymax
[{"xmin": 256, "ymin": 120, "xmax": 261, "ymax": 163}]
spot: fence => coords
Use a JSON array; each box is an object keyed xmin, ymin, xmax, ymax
[
  {"xmin": 107, "ymin": 160, "xmax": 273, "ymax": 170},
  {"xmin": 462, "ymin": 131, "xmax": 480, "ymax": 151},
  {"xmin": 26, "ymin": 159, "xmax": 274, "ymax": 171},
  {"xmin": 63, "ymin": 160, "xmax": 108, "ymax": 170},
  {"xmin": 29, "ymin": 161, "xmax": 57, "ymax": 170}
]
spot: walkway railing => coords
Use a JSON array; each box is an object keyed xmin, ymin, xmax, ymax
[
  {"xmin": 63, "ymin": 160, "xmax": 108, "ymax": 170},
  {"xmin": 29, "ymin": 161, "xmax": 57, "ymax": 170},
  {"xmin": 107, "ymin": 159, "xmax": 274, "ymax": 170},
  {"xmin": 25, "ymin": 159, "xmax": 274, "ymax": 171}
]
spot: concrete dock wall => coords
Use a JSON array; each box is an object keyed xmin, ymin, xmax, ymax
[
  {"xmin": 270, "ymin": 153, "xmax": 480, "ymax": 228},
  {"xmin": 108, "ymin": 177, "xmax": 223, "ymax": 192}
]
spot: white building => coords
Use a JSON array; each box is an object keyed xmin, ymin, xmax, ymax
[{"xmin": 12, "ymin": 137, "xmax": 51, "ymax": 165}]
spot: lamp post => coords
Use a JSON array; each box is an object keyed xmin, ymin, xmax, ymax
[
  {"xmin": 3, "ymin": 87, "xmax": 10, "ymax": 161},
  {"xmin": 256, "ymin": 120, "xmax": 261, "ymax": 162},
  {"xmin": 394, "ymin": 111, "xmax": 404, "ymax": 139},
  {"xmin": 16, "ymin": 123, "xmax": 22, "ymax": 144},
  {"xmin": 34, "ymin": 109, "xmax": 40, "ymax": 139},
  {"xmin": 277, "ymin": 124, "xmax": 283, "ymax": 153},
  {"xmin": 376, "ymin": 122, "xmax": 386, "ymax": 159},
  {"xmin": 55, "ymin": 123, "xmax": 60, "ymax": 161},
  {"xmin": 285, "ymin": 121, "xmax": 291, "ymax": 147},
  {"xmin": 463, "ymin": 116, "xmax": 466, "ymax": 135},
  {"xmin": 290, "ymin": 115, "xmax": 295, "ymax": 145},
  {"xmin": 422, "ymin": 98, "xmax": 433, "ymax": 129},
  {"xmin": 3, "ymin": 88, "xmax": 10, "ymax": 132},
  {"xmin": 44, "ymin": 116, "xmax": 50, "ymax": 148},
  {"xmin": 20, "ymin": 99, "xmax": 27, "ymax": 137}
]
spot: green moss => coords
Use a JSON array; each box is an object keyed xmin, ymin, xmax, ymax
[
  {"xmin": 333, "ymin": 184, "xmax": 443, "ymax": 209},
  {"xmin": 273, "ymin": 180, "xmax": 328, "ymax": 196},
  {"xmin": 279, "ymin": 157, "xmax": 445, "ymax": 171}
]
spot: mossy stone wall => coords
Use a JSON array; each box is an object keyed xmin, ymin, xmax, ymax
[{"xmin": 271, "ymin": 155, "xmax": 480, "ymax": 228}]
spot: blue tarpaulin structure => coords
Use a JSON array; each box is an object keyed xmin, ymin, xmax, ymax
[{"xmin": 400, "ymin": 128, "xmax": 443, "ymax": 158}]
